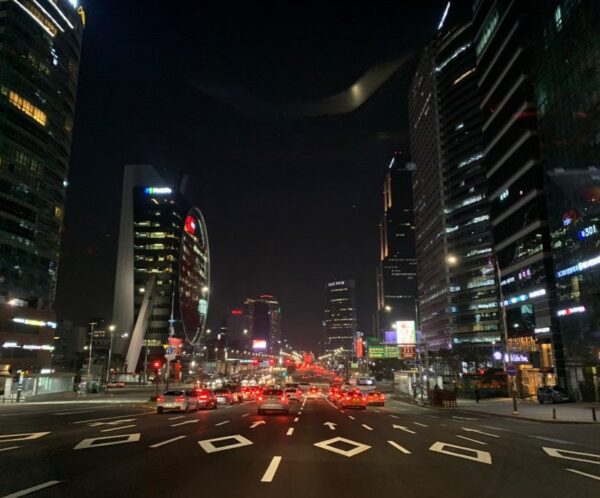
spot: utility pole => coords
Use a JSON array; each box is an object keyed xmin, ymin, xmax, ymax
[
  {"xmin": 105, "ymin": 325, "xmax": 115, "ymax": 383},
  {"xmin": 86, "ymin": 321, "xmax": 97, "ymax": 389}
]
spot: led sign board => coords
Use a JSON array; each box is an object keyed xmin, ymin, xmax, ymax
[
  {"xmin": 144, "ymin": 187, "xmax": 172, "ymax": 195},
  {"xmin": 252, "ymin": 339, "xmax": 267, "ymax": 350}
]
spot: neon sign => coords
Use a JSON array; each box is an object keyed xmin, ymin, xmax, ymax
[
  {"xmin": 578, "ymin": 224, "xmax": 598, "ymax": 240},
  {"xmin": 556, "ymin": 253, "xmax": 600, "ymax": 278},
  {"xmin": 144, "ymin": 187, "xmax": 172, "ymax": 195},
  {"xmin": 557, "ymin": 306, "xmax": 585, "ymax": 317}
]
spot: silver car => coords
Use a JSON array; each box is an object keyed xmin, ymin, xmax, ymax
[
  {"xmin": 257, "ymin": 388, "xmax": 290, "ymax": 415},
  {"xmin": 156, "ymin": 390, "xmax": 199, "ymax": 413}
]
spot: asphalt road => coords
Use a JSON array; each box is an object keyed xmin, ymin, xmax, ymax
[{"xmin": 1, "ymin": 396, "xmax": 599, "ymax": 497}]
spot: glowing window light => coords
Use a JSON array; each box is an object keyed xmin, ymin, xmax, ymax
[
  {"xmin": 12, "ymin": 0, "xmax": 57, "ymax": 37},
  {"xmin": 557, "ymin": 306, "xmax": 585, "ymax": 317},
  {"xmin": 32, "ymin": 0, "xmax": 65, "ymax": 32},
  {"xmin": 6, "ymin": 90, "xmax": 47, "ymax": 126},
  {"xmin": 12, "ymin": 317, "xmax": 57, "ymax": 329}
]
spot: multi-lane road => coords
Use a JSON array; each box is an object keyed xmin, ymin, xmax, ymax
[{"xmin": 1, "ymin": 394, "xmax": 599, "ymax": 497}]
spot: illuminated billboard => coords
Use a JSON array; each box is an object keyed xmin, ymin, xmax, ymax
[
  {"xmin": 384, "ymin": 321, "xmax": 416, "ymax": 345},
  {"xmin": 252, "ymin": 339, "xmax": 267, "ymax": 350}
]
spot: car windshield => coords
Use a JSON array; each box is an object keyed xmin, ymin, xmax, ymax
[{"xmin": 263, "ymin": 389, "xmax": 283, "ymax": 395}]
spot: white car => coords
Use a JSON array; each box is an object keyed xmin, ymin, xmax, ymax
[
  {"xmin": 156, "ymin": 390, "xmax": 200, "ymax": 413},
  {"xmin": 257, "ymin": 388, "xmax": 290, "ymax": 415},
  {"xmin": 285, "ymin": 388, "xmax": 302, "ymax": 402}
]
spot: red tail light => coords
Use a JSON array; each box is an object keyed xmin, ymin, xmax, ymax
[
  {"xmin": 157, "ymin": 396, "xmax": 165, "ymax": 402},
  {"xmin": 280, "ymin": 396, "xmax": 286, "ymax": 402},
  {"xmin": 258, "ymin": 396, "xmax": 264, "ymax": 402},
  {"xmin": 345, "ymin": 396, "xmax": 351, "ymax": 400},
  {"xmin": 199, "ymin": 394, "xmax": 208, "ymax": 399},
  {"xmin": 176, "ymin": 396, "xmax": 185, "ymax": 402}
]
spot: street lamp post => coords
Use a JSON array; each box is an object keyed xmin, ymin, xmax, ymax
[
  {"xmin": 86, "ymin": 321, "xmax": 97, "ymax": 388},
  {"xmin": 105, "ymin": 325, "xmax": 116, "ymax": 383}
]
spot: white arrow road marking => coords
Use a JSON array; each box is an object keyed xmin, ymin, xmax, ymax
[
  {"xmin": 565, "ymin": 468, "xmax": 600, "ymax": 481},
  {"xmin": 362, "ymin": 424, "xmax": 374, "ymax": 431},
  {"xmin": 456, "ymin": 435, "xmax": 487, "ymax": 445},
  {"xmin": 172, "ymin": 420, "xmax": 198, "ymax": 427},
  {"xmin": 542, "ymin": 447, "xmax": 600, "ymax": 465},
  {"xmin": 150, "ymin": 436, "xmax": 186, "ymax": 448},
  {"xmin": 413, "ymin": 422, "xmax": 428, "ymax": 427},
  {"xmin": 324, "ymin": 422, "xmax": 337, "ymax": 430},
  {"xmin": 251, "ymin": 421, "xmax": 266, "ymax": 428},
  {"xmin": 89, "ymin": 419, "xmax": 136, "ymax": 427},
  {"xmin": 198, "ymin": 435, "xmax": 253, "ymax": 454},
  {"xmin": 215, "ymin": 420, "xmax": 230, "ymax": 426},
  {"xmin": 100, "ymin": 424, "xmax": 136, "ymax": 433},
  {"xmin": 0, "ymin": 432, "xmax": 50, "ymax": 443},
  {"xmin": 452, "ymin": 416, "xmax": 478, "ymax": 421},
  {"xmin": 168, "ymin": 416, "xmax": 186, "ymax": 421},
  {"xmin": 241, "ymin": 413, "xmax": 250, "ymax": 418},
  {"xmin": 393, "ymin": 425, "xmax": 416, "ymax": 434},
  {"xmin": 286, "ymin": 428, "xmax": 294, "ymax": 436},
  {"xmin": 462, "ymin": 427, "xmax": 499, "ymax": 438},
  {"xmin": 314, "ymin": 437, "xmax": 371, "ymax": 457},
  {"xmin": 2, "ymin": 480, "xmax": 61, "ymax": 497},
  {"xmin": 430, "ymin": 442, "xmax": 492, "ymax": 464},
  {"xmin": 387, "ymin": 441, "xmax": 411, "ymax": 454},
  {"xmin": 74, "ymin": 433, "xmax": 141, "ymax": 450},
  {"xmin": 261, "ymin": 456, "xmax": 282, "ymax": 483},
  {"xmin": 0, "ymin": 446, "xmax": 20, "ymax": 452}
]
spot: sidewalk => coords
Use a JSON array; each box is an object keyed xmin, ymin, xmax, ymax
[{"xmin": 452, "ymin": 397, "xmax": 599, "ymax": 423}]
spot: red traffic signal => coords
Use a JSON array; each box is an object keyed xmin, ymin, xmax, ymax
[{"xmin": 252, "ymin": 359, "xmax": 259, "ymax": 366}]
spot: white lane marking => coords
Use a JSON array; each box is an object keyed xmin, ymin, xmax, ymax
[
  {"xmin": 314, "ymin": 437, "xmax": 371, "ymax": 457},
  {"xmin": 215, "ymin": 420, "xmax": 230, "ymax": 426},
  {"xmin": 413, "ymin": 422, "xmax": 428, "ymax": 427},
  {"xmin": 89, "ymin": 419, "xmax": 136, "ymax": 427},
  {"xmin": 373, "ymin": 410, "xmax": 380, "ymax": 413},
  {"xmin": 198, "ymin": 435, "xmax": 253, "ymax": 454},
  {"xmin": 565, "ymin": 468, "xmax": 600, "ymax": 481},
  {"xmin": 251, "ymin": 421, "xmax": 266, "ymax": 429},
  {"xmin": 0, "ymin": 446, "xmax": 20, "ymax": 452},
  {"xmin": 429, "ymin": 442, "xmax": 492, "ymax": 465},
  {"xmin": 428, "ymin": 415, "xmax": 440, "ymax": 419},
  {"xmin": 74, "ymin": 433, "xmax": 141, "ymax": 450},
  {"xmin": 241, "ymin": 413, "xmax": 250, "ymax": 418},
  {"xmin": 392, "ymin": 425, "xmax": 416, "ymax": 434},
  {"xmin": 73, "ymin": 412, "xmax": 152, "ymax": 424},
  {"xmin": 456, "ymin": 435, "xmax": 487, "ymax": 445},
  {"xmin": 298, "ymin": 410, "xmax": 303, "ymax": 415},
  {"xmin": 531, "ymin": 436, "xmax": 575, "ymax": 445},
  {"xmin": 542, "ymin": 447, "xmax": 600, "ymax": 465},
  {"xmin": 301, "ymin": 397, "xmax": 307, "ymax": 408},
  {"xmin": 2, "ymin": 480, "xmax": 61, "ymax": 497},
  {"xmin": 324, "ymin": 422, "xmax": 337, "ymax": 430},
  {"xmin": 286, "ymin": 428, "xmax": 294, "ymax": 436},
  {"xmin": 348, "ymin": 416, "xmax": 355, "ymax": 420},
  {"xmin": 452, "ymin": 416, "xmax": 478, "ymax": 421},
  {"xmin": 294, "ymin": 417, "xmax": 299, "ymax": 422},
  {"xmin": 168, "ymin": 416, "xmax": 186, "ymax": 420},
  {"xmin": 480, "ymin": 425, "xmax": 508, "ymax": 432},
  {"xmin": 390, "ymin": 415, "xmax": 399, "ymax": 419},
  {"xmin": 52, "ymin": 410, "xmax": 96, "ymax": 416},
  {"xmin": 261, "ymin": 456, "xmax": 282, "ymax": 483},
  {"xmin": 150, "ymin": 435, "xmax": 186, "ymax": 448},
  {"xmin": 462, "ymin": 427, "xmax": 499, "ymax": 438},
  {"xmin": 362, "ymin": 424, "xmax": 374, "ymax": 431},
  {"xmin": 100, "ymin": 424, "xmax": 136, "ymax": 433},
  {"xmin": 172, "ymin": 420, "xmax": 198, "ymax": 427},
  {"xmin": 0, "ymin": 432, "xmax": 50, "ymax": 443},
  {"xmin": 325, "ymin": 398, "xmax": 339, "ymax": 410},
  {"xmin": 387, "ymin": 441, "xmax": 411, "ymax": 454}
]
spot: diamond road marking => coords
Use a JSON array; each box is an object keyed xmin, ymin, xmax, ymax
[
  {"xmin": 198, "ymin": 435, "xmax": 253, "ymax": 454},
  {"xmin": 313, "ymin": 437, "xmax": 371, "ymax": 458},
  {"xmin": 0, "ymin": 432, "xmax": 50, "ymax": 443},
  {"xmin": 74, "ymin": 433, "xmax": 141, "ymax": 450},
  {"xmin": 429, "ymin": 442, "xmax": 492, "ymax": 464},
  {"xmin": 542, "ymin": 447, "xmax": 600, "ymax": 465}
]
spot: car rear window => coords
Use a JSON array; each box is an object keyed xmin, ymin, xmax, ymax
[
  {"xmin": 164, "ymin": 391, "xmax": 184, "ymax": 396},
  {"xmin": 285, "ymin": 389, "xmax": 296, "ymax": 393},
  {"xmin": 263, "ymin": 389, "xmax": 283, "ymax": 395},
  {"xmin": 214, "ymin": 389, "xmax": 230, "ymax": 394}
]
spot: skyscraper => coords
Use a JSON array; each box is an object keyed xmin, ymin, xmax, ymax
[
  {"xmin": 376, "ymin": 152, "xmax": 417, "ymax": 335},
  {"xmin": 112, "ymin": 165, "xmax": 210, "ymax": 373},
  {"xmin": 324, "ymin": 279, "xmax": 357, "ymax": 353},
  {"xmin": 244, "ymin": 295, "xmax": 281, "ymax": 353},
  {"xmin": 0, "ymin": 0, "xmax": 84, "ymax": 371}
]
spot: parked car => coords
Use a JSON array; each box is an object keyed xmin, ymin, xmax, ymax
[
  {"xmin": 257, "ymin": 388, "xmax": 290, "ymax": 415},
  {"xmin": 156, "ymin": 390, "xmax": 200, "ymax": 413},
  {"xmin": 537, "ymin": 386, "xmax": 571, "ymax": 404}
]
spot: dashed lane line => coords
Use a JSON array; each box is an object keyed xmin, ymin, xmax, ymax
[
  {"xmin": 387, "ymin": 441, "xmax": 411, "ymax": 454},
  {"xmin": 565, "ymin": 469, "xmax": 600, "ymax": 481},
  {"xmin": 150, "ymin": 436, "xmax": 186, "ymax": 448},
  {"xmin": 456, "ymin": 435, "xmax": 487, "ymax": 445},
  {"xmin": 100, "ymin": 424, "xmax": 136, "ymax": 433},
  {"xmin": 413, "ymin": 422, "xmax": 428, "ymax": 427},
  {"xmin": 373, "ymin": 410, "xmax": 380, "ymax": 413},
  {"xmin": 531, "ymin": 436, "xmax": 576, "ymax": 445},
  {"xmin": 169, "ymin": 416, "xmax": 186, "ymax": 421},
  {"xmin": 294, "ymin": 417, "xmax": 299, "ymax": 422},
  {"xmin": 73, "ymin": 412, "xmax": 153, "ymax": 424},
  {"xmin": 171, "ymin": 420, "xmax": 198, "ymax": 427},
  {"xmin": 2, "ymin": 480, "xmax": 61, "ymax": 497},
  {"xmin": 0, "ymin": 446, "xmax": 20, "ymax": 452},
  {"xmin": 390, "ymin": 415, "xmax": 399, "ymax": 419},
  {"xmin": 286, "ymin": 428, "xmax": 294, "ymax": 436},
  {"xmin": 362, "ymin": 424, "xmax": 374, "ymax": 431},
  {"xmin": 261, "ymin": 456, "xmax": 282, "ymax": 483},
  {"xmin": 215, "ymin": 420, "xmax": 230, "ymax": 426},
  {"xmin": 241, "ymin": 413, "xmax": 250, "ymax": 418},
  {"xmin": 348, "ymin": 416, "xmax": 355, "ymax": 420}
]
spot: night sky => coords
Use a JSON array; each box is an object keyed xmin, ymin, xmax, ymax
[{"xmin": 55, "ymin": 1, "xmax": 446, "ymax": 351}]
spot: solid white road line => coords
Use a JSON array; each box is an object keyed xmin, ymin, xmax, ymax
[
  {"xmin": 348, "ymin": 416, "xmax": 355, "ymax": 420},
  {"xmin": 413, "ymin": 422, "xmax": 428, "ymax": 427},
  {"xmin": 456, "ymin": 435, "xmax": 487, "ymax": 445},
  {"xmin": 362, "ymin": 424, "xmax": 374, "ymax": 431},
  {"xmin": 531, "ymin": 436, "xmax": 575, "ymax": 445},
  {"xmin": 294, "ymin": 417, "xmax": 299, "ymax": 422},
  {"xmin": 168, "ymin": 416, "xmax": 185, "ymax": 420},
  {"xmin": 565, "ymin": 468, "xmax": 600, "ymax": 481},
  {"xmin": 390, "ymin": 415, "xmax": 399, "ymax": 419},
  {"xmin": 150, "ymin": 436, "xmax": 186, "ymax": 448},
  {"xmin": 215, "ymin": 420, "xmax": 230, "ymax": 426},
  {"xmin": 73, "ymin": 412, "xmax": 152, "ymax": 424},
  {"xmin": 286, "ymin": 428, "xmax": 294, "ymax": 436},
  {"xmin": 172, "ymin": 420, "xmax": 198, "ymax": 427},
  {"xmin": 241, "ymin": 413, "xmax": 250, "ymax": 418},
  {"xmin": 100, "ymin": 424, "xmax": 136, "ymax": 433},
  {"xmin": 261, "ymin": 456, "xmax": 282, "ymax": 483},
  {"xmin": 373, "ymin": 410, "xmax": 380, "ymax": 413},
  {"xmin": 0, "ymin": 446, "xmax": 20, "ymax": 452},
  {"xmin": 387, "ymin": 441, "xmax": 411, "ymax": 454},
  {"xmin": 3, "ymin": 480, "xmax": 61, "ymax": 497}
]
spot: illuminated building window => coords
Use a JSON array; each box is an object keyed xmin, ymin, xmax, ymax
[{"xmin": 2, "ymin": 88, "xmax": 47, "ymax": 126}]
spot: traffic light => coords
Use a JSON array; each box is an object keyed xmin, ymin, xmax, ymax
[
  {"xmin": 269, "ymin": 358, "xmax": 275, "ymax": 366},
  {"xmin": 252, "ymin": 359, "xmax": 259, "ymax": 366}
]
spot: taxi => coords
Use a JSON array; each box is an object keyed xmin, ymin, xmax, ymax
[
  {"xmin": 340, "ymin": 389, "xmax": 366, "ymax": 410},
  {"xmin": 365, "ymin": 391, "xmax": 386, "ymax": 406}
]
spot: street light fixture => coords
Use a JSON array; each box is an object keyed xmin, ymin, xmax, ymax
[
  {"xmin": 106, "ymin": 324, "xmax": 116, "ymax": 383},
  {"xmin": 384, "ymin": 305, "xmax": 392, "ymax": 312},
  {"xmin": 446, "ymin": 254, "xmax": 459, "ymax": 266}
]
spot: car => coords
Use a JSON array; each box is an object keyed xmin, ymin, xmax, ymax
[
  {"xmin": 156, "ymin": 390, "xmax": 199, "ymax": 413},
  {"xmin": 257, "ymin": 388, "xmax": 290, "ymax": 415},
  {"xmin": 194, "ymin": 389, "xmax": 217, "ymax": 409},
  {"xmin": 240, "ymin": 387, "xmax": 255, "ymax": 401},
  {"xmin": 307, "ymin": 386, "xmax": 322, "ymax": 399},
  {"xmin": 537, "ymin": 386, "xmax": 571, "ymax": 404},
  {"xmin": 340, "ymin": 389, "xmax": 366, "ymax": 409},
  {"xmin": 285, "ymin": 387, "xmax": 302, "ymax": 402},
  {"xmin": 213, "ymin": 388, "xmax": 235, "ymax": 405},
  {"xmin": 365, "ymin": 391, "xmax": 386, "ymax": 406},
  {"xmin": 225, "ymin": 385, "xmax": 243, "ymax": 403},
  {"xmin": 106, "ymin": 381, "xmax": 125, "ymax": 388}
]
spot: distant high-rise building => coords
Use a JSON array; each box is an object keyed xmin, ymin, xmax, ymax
[
  {"xmin": 0, "ymin": 0, "xmax": 84, "ymax": 371},
  {"xmin": 324, "ymin": 280, "xmax": 357, "ymax": 353},
  {"xmin": 112, "ymin": 165, "xmax": 210, "ymax": 373},
  {"xmin": 244, "ymin": 295, "xmax": 281, "ymax": 353},
  {"xmin": 376, "ymin": 152, "xmax": 417, "ymax": 335}
]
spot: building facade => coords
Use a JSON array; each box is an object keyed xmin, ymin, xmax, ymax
[
  {"xmin": 244, "ymin": 295, "xmax": 281, "ymax": 354},
  {"xmin": 376, "ymin": 152, "xmax": 417, "ymax": 336},
  {"xmin": 112, "ymin": 165, "xmax": 210, "ymax": 373},
  {"xmin": 324, "ymin": 280, "xmax": 358, "ymax": 353},
  {"xmin": 0, "ymin": 0, "xmax": 84, "ymax": 372}
]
